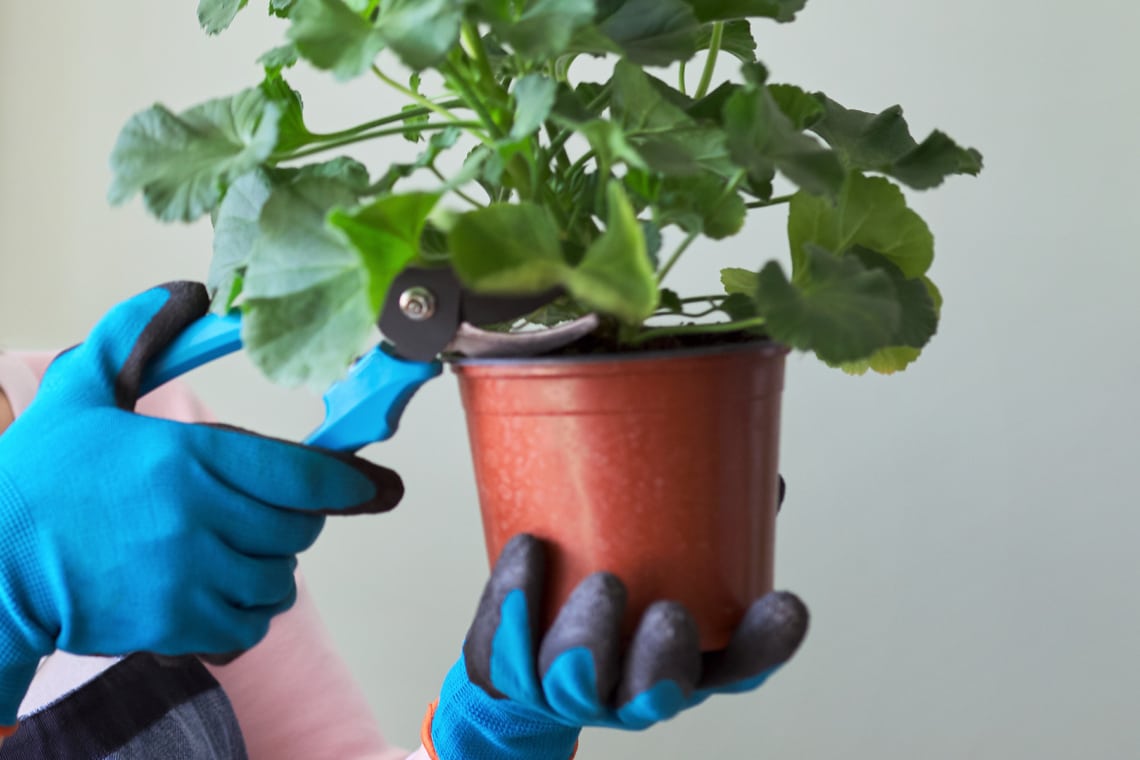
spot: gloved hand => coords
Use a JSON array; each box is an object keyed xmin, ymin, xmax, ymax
[
  {"xmin": 0, "ymin": 282, "xmax": 404, "ymax": 726},
  {"xmin": 426, "ymin": 534, "xmax": 809, "ymax": 760}
]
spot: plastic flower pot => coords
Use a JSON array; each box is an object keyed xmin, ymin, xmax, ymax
[{"xmin": 451, "ymin": 340, "xmax": 789, "ymax": 651}]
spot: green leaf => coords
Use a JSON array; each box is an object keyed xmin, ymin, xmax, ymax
[
  {"xmin": 697, "ymin": 19, "xmax": 756, "ymax": 62},
  {"xmin": 787, "ymin": 173, "xmax": 934, "ymax": 278},
  {"xmin": 525, "ymin": 297, "xmax": 591, "ymax": 326},
  {"xmin": 755, "ymin": 244, "xmax": 900, "ymax": 364},
  {"xmin": 239, "ymin": 162, "xmax": 375, "ymax": 388},
  {"xmin": 243, "ymin": 272, "xmax": 375, "ymax": 388},
  {"xmin": 848, "ymin": 246, "xmax": 937, "ymax": 349},
  {"xmin": 401, "ymin": 105, "xmax": 429, "ymax": 143},
  {"xmin": 198, "ymin": 0, "xmax": 248, "ymax": 34},
  {"xmin": 659, "ymin": 288, "xmax": 684, "ymax": 312},
  {"xmin": 292, "ymin": 156, "xmax": 372, "ymax": 191},
  {"xmin": 836, "ymin": 346, "xmax": 922, "ymax": 376},
  {"xmin": 482, "ymin": 0, "xmax": 597, "ymax": 61},
  {"xmin": 810, "ymin": 94, "xmax": 983, "ymax": 190},
  {"xmin": 611, "ymin": 62, "xmax": 736, "ymax": 178},
  {"xmin": 109, "ymin": 88, "xmax": 280, "ymax": 222},
  {"xmin": 719, "ymin": 292, "xmax": 758, "ymax": 320},
  {"xmin": 721, "ymin": 267, "xmax": 759, "ymax": 295},
  {"xmin": 642, "ymin": 218, "xmax": 663, "ymax": 267},
  {"xmin": 641, "ymin": 126, "xmax": 737, "ymax": 178},
  {"xmin": 270, "ymin": 0, "xmax": 298, "ymax": 17},
  {"xmin": 552, "ymin": 81, "xmax": 608, "ymax": 124},
  {"xmin": 448, "ymin": 203, "xmax": 568, "ymax": 292},
  {"xmin": 567, "ymin": 182, "xmax": 658, "ymax": 323},
  {"xmin": 580, "ymin": 121, "xmax": 647, "ymax": 170},
  {"xmin": 724, "ymin": 82, "xmax": 844, "ymax": 197},
  {"xmin": 377, "ymin": 0, "xmax": 465, "ymax": 70},
  {"xmin": 658, "ymin": 175, "xmax": 746, "ymax": 239},
  {"xmin": 592, "ymin": 0, "xmax": 701, "ymax": 66},
  {"xmin": 209, "ymin": 170, "xmax": 274, "ymax": 312},
  {"xmin": 258, "ymin": 44, "xmax": 300, "ymax": 74},
  {"xmin": 403, "ymin": 76, "xmax": 429, "ymax": 143},
  {"xmin": 288, "ymin": 0, "xmax": 386, "ymax": 80},
  {"xmin": 511, "ymin": 74, "xmax": 558, "ymax": 140},
  {"xmin": 835, "ymin": 269, "xmax": 940, "ymax": 374},
  {"xmin": 327, "ymin": 192, "xmax": 441, "ymax": 311},
  {"xmin": 261, "ymin": 71, "xmax": 313, "ymax": 153},
  {"xmin": 680, "ymin": 0, "xmax": 807, "ymax": 22},
  {"xmin": 684, "ymin": 81, "xmax": 738, "ymax": 122},
  {"xmin": 768, "ymin": 84, "xmax": 823, "ymax": 130},
  {"xmin": 612, "ymin": 59, "xmax": 692, "ymax": 132},
  {"xmin": 243, "ymin": 173, "xmax": 363, "ymax": 300}
]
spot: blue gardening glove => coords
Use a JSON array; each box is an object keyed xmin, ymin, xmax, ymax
[
  {"xmin": 428, "ymin": 534, "xmax": 809, "ymax": 760},
  {"xmin": 0, "ymin": 282, "xmax": 404, "ymax": 726}
]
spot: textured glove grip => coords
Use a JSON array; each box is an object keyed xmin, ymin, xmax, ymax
[{"xmin": 421, "ymin": 700, "xmax": 578, "ymax": 760}]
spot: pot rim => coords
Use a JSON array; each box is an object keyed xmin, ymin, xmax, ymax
[{"xmin": 448, "ymin": 336, "xmax": 789, "ymax": 368}]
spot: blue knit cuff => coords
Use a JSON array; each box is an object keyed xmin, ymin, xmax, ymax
[{"xmin": 431, "ymin": 660, "xmax": 580, "ymax": 760}]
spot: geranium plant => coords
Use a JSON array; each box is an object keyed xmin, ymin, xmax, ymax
[{"xmin": 109, "ymin": 0, "xmax": 982, "ymax": 387}]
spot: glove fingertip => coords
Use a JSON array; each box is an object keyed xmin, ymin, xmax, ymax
[
  {"xmin": 538, "ymin": 571, "xmax": 626, "ymax": 700},
  {"xmin": 699, "ymin": 590, "xmax": 810, "ymax": 689},
  {"xmin": 617, "ymin": 600, "xmax": 700, "ymax": 708},
  {"xmin": 114, "ymin": 282, "xmax": 210, "ymax": 410},
  {"xmin": 463, "ymin": 534, "xmax": 547, "ymax": 699},
  {"xmin": 318, "ymin": 454, "xmax": 405, "ymax": 516},
  {"xmin": 747, "ymin": 591, "xmax": 810, "ymax": 660}
]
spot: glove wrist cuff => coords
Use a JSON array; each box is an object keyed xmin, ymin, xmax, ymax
[
  {"xmin": 422, "ymin": 699, "xmax": 580, "ymax": 760},
  {"xmin": 428, "ymin": 675, "xmax": 580, "ymax": 760}
]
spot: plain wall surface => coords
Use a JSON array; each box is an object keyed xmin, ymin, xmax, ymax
[{"xmin": 2, "ymin": 2, "xmax": 1138, "ymax": 757}]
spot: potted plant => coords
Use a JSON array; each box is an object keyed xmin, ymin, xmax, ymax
[{"xmin": 109, "ymin": 0, "xmax": 982, "ymax": 649}]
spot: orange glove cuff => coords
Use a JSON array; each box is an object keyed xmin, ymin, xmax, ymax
[{"xmin": 421, "ymin": 700, "xmax": 440, "ymax": 760}]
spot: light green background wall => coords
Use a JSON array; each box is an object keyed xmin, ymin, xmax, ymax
[{"xmin": 2, "ymin": 2, "xmax": 1137, "ymax": 757}]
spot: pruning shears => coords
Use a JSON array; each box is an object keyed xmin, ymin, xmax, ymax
[{"xmin": 140, "ymin": 267, "xmax": 597, "ymax": 452}]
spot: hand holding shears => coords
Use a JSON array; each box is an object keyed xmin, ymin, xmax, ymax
[{"xmin": 142, "ymin": 266, "xmax": 596, "ymax": 452}]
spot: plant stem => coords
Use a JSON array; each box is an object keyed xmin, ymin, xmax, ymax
[
  {"xmin": 655, "ymin": 171, "xmax": 745, "ymax": 283},
  {"xmin": 655, "ymin": 306, "xmax": 722, "ymax": 318},
  {"xmin": 429, "ymin": 166, "xmax": 485, "ymax": 208},
  {"xmin": 278, "ymin": 121, "xmax": 481, "ymax": 161},
  {"xmin": 566, "ymin": 150, "xmax": 597, "ymax": 184},
  {"xmin": 461, "ymin": 21, "xmax": 499, "ymax": 93},
  {"xmin": 695, "ymin": 22, "xmax": 725, "ymax": 99},
  {"xmin": 307, "ymin": 102, "xmax": 465, "ymax": 142},
  {"xmin": 441, "ymin": 59, "xmax": 506, "ymax": 141},
  {"xmin": 656, "ymin": 230, "xmax": 699, "ymax": 284},
  {"xmin": 746, "ymin": 194, "xmax": 794, "ymax": 209},
  {"xmin": 678, "ymin": 61, "xmax": 688, "ymax": 95},
  {"xmin": 630, "ymin": 316, "xmax": 767, "ymax": 345},
  {"xmin": 373, "ymin": 66, "xmax": 465, "ymax": 124}
]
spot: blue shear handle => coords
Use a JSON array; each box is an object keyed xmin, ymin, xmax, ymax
[
  {"xmin": 140, "ymin": 311, "xmax": 244, "ymax": 397},
  {"xmin": 305, "ymin": 344, "xmax": 441, "ymax": 452},
  {"xmin": 139, "ymin": 312, "xmax": 442, "ymax": 453}
]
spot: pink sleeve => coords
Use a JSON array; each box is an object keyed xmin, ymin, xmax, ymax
[{"xmin": 204, "ymin": 573, "xmax": 425, "ymax": 760}]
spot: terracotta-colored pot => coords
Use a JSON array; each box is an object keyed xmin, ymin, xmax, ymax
[{"xmin": 452, "ymin": 340, "xmax": 788, "ymax": 651}]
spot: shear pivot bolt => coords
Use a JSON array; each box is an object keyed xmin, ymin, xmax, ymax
[{"xmin": 399, "ymin": 287, "xmax": 437, "ymax": 321}]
